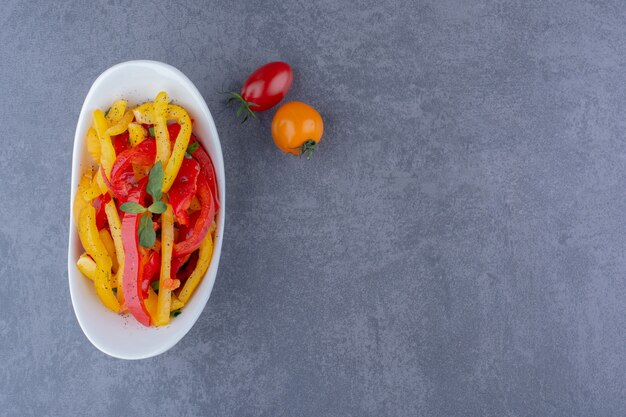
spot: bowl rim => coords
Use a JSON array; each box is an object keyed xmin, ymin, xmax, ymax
[{"xmin": 67, "ymin": 60, "xmax": 225, "ymax": 359}]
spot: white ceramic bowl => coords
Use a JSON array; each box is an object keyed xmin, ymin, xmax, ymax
[{"xmin": 67, "ymin": 60, "xmax": 225, "ymax": 359}]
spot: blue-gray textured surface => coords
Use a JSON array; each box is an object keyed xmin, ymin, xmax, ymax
[{"xmin": 1, "ymin": 0, "xmax": 625, "ymax": 416}]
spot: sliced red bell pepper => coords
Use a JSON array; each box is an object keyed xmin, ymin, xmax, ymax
[
  {"xmin": 100, "ymin": 164, "xmax": 115, "ymax": 193},
  {"xmin": 167, "ymin": 122, "xmax": 181, "ymax": 139},
  {"xmin": 167, "ymin": 123, "xmax": 219, "ymax": 211},
  {"xmin": 173, "ymin": 171, "xmax": 215, "ymax": 257},
  {"xmin": 170, "ymin": 211, "xmax": 198, "ymax": 274},
  {"xmin": 170, "ymin": 253, "xmax": 191, "ymax": 278},
  {"xmin": 112, "ymin": 132, "xmax": 130, "ymax": 155},
  {"xmin": 171, "ymin": 213, "xmax": 195, "ymax": 276},
  {"xmin": 140, "ymin": 250, "xmax": 161, "ymax": 296},
  {"xmin": 168, "ymin": 157, "xmax": 200, "ymax": 226},
  {"xmin": 100, "ymin": 165, "xmax": 129, "ymax": 202},
  {"xmin": 140, "ymin": 242, "xmax": 188, "ymax": 301},
  {"xmin": 190, "ymin": 136, "xmax": 220, "ymax": 211},
  {"xmin": 92, "ymin": 193, "xmax": 111, "ymax": 230},
  {"xmin": 177, "ymin": 211, "xmax": 200, "ymax": 241},
  {"xmin": 121, "ymin": 178, "xmax": 151, "ymax": 326},
  {"xmin": 177, "ymin": 250, "xmax": 199, "ymax": 282},
  {"xmin": 109, "ymin": 139, "xmax": 156, "ymax": 199}
]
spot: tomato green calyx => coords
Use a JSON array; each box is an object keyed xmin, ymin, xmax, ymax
[
  {"xmin": 225, "ymin": 92, "xmax": 259, "ymax": 124},
  {"xmin": 293, "ymin": 140, "xmax": 317, "ymax": 160}
]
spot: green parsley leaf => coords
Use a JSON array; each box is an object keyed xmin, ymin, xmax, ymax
[
  {"xmin": 147, "ymin": 161, "xmax": 164, "ymax": 202},
  {"xmin": 185, "ymin": 142, "xmax": 199, "ymax": 159},
  {"xmin": 149, "ymin": 126, "xmax": 155, "ymax": 137},
  {"xmin": 119, "ymin": 202, "xmax": 147, "ymax": 214},
  {"xmin": 171, "ymin": 309, "xmax": 182, "ymax": 317},
  {"xmin": 148, "ymin": 201, "xmax": 167, "ymax": 214},
  {"xmin": 151, "ymin": 280, "xmax": 160, "ymax": 294},
  {"xmin": 187, "ymin": 142, "xmax": 199, "ymax": 154},
  {"xmin": 138, "ymin": 213, "xmax": 156, "ymax": 248}
]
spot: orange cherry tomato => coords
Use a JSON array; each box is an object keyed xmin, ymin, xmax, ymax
[{"xmin": 271, "ymin": 101, "xmax": 324, "ymax": 159}]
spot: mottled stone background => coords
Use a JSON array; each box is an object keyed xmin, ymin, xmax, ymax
[{"xmin": 1, "ymin": 1, "xmax": 625, "ymax": 416}]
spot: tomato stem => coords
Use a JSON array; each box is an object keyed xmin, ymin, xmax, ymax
[
  {"xmin": 225, "ymin": 92, "xmax": 259, "ymax": 124},
  {"xmin": 293, "ymin": 140, "xmax": 317, "ymax": 160}
]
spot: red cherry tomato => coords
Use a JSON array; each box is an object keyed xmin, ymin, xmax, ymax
[
  {"xmin": 241, "ymin": 62, "xmax": 293, "ymax": 111},
  {"xmin": 228, "ymin": 61, "xmax": 293, "ymax": 122}
]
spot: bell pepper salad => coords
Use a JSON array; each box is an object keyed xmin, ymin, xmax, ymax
[{"xmin": 73, "ymin": 92, "xmax": 220, "ymax": 327}]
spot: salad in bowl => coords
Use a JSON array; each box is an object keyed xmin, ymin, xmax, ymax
[{"xmin": 68, "ymin": 61, "xmax": 225, "ymax": 359}]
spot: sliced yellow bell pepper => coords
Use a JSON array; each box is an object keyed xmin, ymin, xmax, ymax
[
  {"xmin": 98, "ymin": 229, "xmax": 118, "ymax": 273},
  {"xmin": 93, "ymin": 109, "xmax": 109, "ymax": 139},
  {"xmin": 104, "ymin": 200, "xmax": 125, "ymax": 305},
  {"xmin": 78, "ymin": 205, "xmax": 120, "ymax": 313},
  {"xmin": 132, "ymin": 102, "xmax": 154, "ymax": 124},
  {"xmin": 131, "ymin": 101, "xmax": 191, "ymax": 192},
  {"xmin": 94, "ymin": 170, "xmax": 109, "ymax": 195},
  {"xmin": 105, "ymin": 110, "xmax": 134, "ymax": 136},
  {"xmin": 178, "ymin": 233, "xmax": 213, "ymax": 304},
  {"xmin": 82, "ymin": 185, "xmax": 100, "ymax": 202},
  {"xmin": 74, "ymin": 167, "xmax": 95, "ymax": 208},
  {"xmin": 153, "ymin": 92, "xmax": 171, "ymax": 166},
  {"xmin": 145, "ymin": 287, "xmax": 159, "ymax": 323},
  {"xmin": 106, "ymin": 100, "xmax": 127, "ymax": 123},
  {"xmin": 154, "ymin": 204, "xmax": 174, "ymax": 326},
  {"xmin": 162, "ymin": 104, "xmax": 192, "ymax": 192},
  {"xmin": 128, "ymin": 122, "xmax": 147, "ymax": 147},
  {"xmin": 145, "ymin": 286, "xmax": 184, "ymax": 323},
  {"xmin": 76, "ymin": 253, "xmax": 98, "ymax": 281},
  {"xmin": 76, "ymin": 253, "xmax": 117, "ymax": 288},
  {"xmin": 81, "ymin": 172, "xmax": 102, "ymax": 202},
  {"xmin": 86, "ymin": 127, "xmax": 100, "ymax": 163},
  {"xmin": 97, "ymin": 109, "xmax": 135, "ymax": 179},
  {"xmin": 73, "ymin": 170, "xmax": 93, "ymax": 226},
  {"xmin": 170, "ymin": 294, "xmax": 184, "ymax": 311},
  {"xmin": 93, "ymin": 109, "xmax": 115, "ymax": 178}
]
